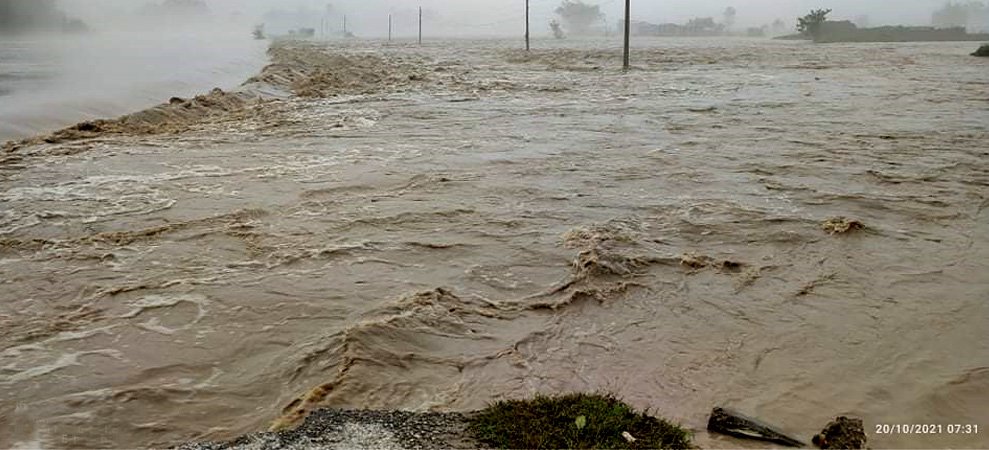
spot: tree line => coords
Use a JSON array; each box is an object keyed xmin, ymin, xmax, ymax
[{"xmin": 0, "ymin": 0, "xmax": 61, "ymax": 31}]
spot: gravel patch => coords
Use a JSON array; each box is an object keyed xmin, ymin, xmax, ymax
[{"xmin": 176, "ymin": 409, "xmax": 479, "ymax": 450}]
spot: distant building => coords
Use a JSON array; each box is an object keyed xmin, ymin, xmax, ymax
[{"xmin": 620, "ymin": 18, "xmax": 726, "ymax": 37}]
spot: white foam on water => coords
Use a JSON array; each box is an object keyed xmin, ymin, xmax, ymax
[
  {"xmin": 1, "ymin": 349, "xmax": 123, "ymax": 384},
  {"xmin": 119, "ymin": 294, "xmax": 210, "ymax": 337}
]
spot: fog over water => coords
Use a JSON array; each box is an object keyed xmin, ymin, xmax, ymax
[
  {"xmin": 56, "ymin": 0, "xmax": 983, "ymax": 36},
  {"xmin": 1, "ymin": 0, "xmax": 979, "ymax": 142},
  {"xmin": 0, "ymin": 31, "xmax": 266, "ymax": 141}
]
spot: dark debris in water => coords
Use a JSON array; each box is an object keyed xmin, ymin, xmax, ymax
[
  {"xmin": 680, "ymin": 253, "xmax": 746, "ymax": 273},
  {"xmin": 707, "ymin": 407, "xmax": 805, "ymax": 447},
  {"xmin": 812, "ymin": 416, "xmax": 867, "ymax": 449},
  {"xmin": 821, "ymin": 217, "xmax": 866, "ymax": 235}
]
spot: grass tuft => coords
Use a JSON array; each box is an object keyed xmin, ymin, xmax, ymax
[
  {"xmin": 974, "ymin": 44, "xmax": 989, "ymax": 57},
  {"xmin": 468, "ymin": 393, "xmax": 692, "ymax": 449}
]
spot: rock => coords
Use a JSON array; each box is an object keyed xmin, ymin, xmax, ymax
[
  {"xmin": 821, "ymin": 217, "xmax": 865, "ymax": 235},
  {"xmin": 812, "ymin": 416, "xmax": 867, "ymax": 449},
  {"xmin": 75, "ymin": 121, "xmax": 103, "ymax": 132}
]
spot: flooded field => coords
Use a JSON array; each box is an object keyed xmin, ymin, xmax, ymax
[{"xmin": 1, "ymin": 38, "xmax": 988, "ymax": 449}]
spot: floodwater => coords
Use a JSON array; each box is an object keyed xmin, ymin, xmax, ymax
[
  {"xmin": 1, "ymin": 37, "xmax": 988, "ymax": 449},
  {"xmin": 0, "ymin": 32, "xmax": 267, "ymax": 142}
]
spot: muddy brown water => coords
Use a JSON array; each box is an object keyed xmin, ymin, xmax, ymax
[{"xmin": 1, "ymin": 38, "xmax": 988, "ymax": 449}]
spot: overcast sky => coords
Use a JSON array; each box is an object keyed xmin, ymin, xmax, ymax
[{"xmin": 60, "ymin": 0, "xmax": 959, "ymax": 36}]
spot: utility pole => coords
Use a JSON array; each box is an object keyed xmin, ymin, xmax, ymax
[
  {"xmin": 389, "ymin": 14, "xmax": 393, "ymax": 42},
  {"xmin": 343, "ymin": 15, "xmax": 348, "ymax": 36},
  {"xmin": 325, "ymin": 3, "xmax": 333, "ymax": 40},
  {"xmin": 623, "ymin": 0, "xmax": 631, "ymax": 71},
  {"xmin": 525, "ymin": 0, "xmax": 530, "ymax": 51},
  {"xmin": 418, "ymin": 6, "xmax": 423, "ymax": 45}
]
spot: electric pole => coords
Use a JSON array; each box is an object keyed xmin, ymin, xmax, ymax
[
  {"xmin": 389, "ymin": 14, "xmax": 392, "ymax": 42},
  {"xmin": 525, "ymin": 0, "xmax": 530, "ymax": 51},
  {"xmin": 623, "ymin": 0, "xmax": 631, "ymax": 71},
  {"xmin": 418, "ymin": 7, "xmax": 423, "ymax": 45}
]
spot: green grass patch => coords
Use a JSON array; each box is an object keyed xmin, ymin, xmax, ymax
[
  {"xmin": 974, "ymin": 44, "xmax": 989, "ymax": 57},
  {"xmin": 468, "ymin": 393, "xmax": 692, "ymax": 449}
]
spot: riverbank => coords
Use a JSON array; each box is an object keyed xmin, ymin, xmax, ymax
[
  {"xmin": 179, "ymin": 393, "xmax": 694, "ymax": 450},
  {"xmin": 774, "ymin": 23, "xmax": 989, "ymax": 43},
  {"xmin": 2, "ymin": 39, "xmax": 987, "ymax": 449},
  {"xmin": 2, "ymin": 41, "xmax": 415, "ymax": 150}
]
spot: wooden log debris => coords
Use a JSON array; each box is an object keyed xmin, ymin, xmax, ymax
[{"xmin": 707, "ymin": 407, "xmax": 806, "ymax": 447}]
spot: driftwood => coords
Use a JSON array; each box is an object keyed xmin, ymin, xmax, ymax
[{"xmin": 707, "ymin": 407, "xmax": 806, "ymax": 447}]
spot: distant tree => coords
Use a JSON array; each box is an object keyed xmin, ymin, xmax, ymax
[
  {"xmin": 0, "ymin": 0, "xmax": 59, "ymax": 31},
  {"xmin": 550, "ymin": 19, "xmax": 566, "ymax": 39},
  {"xmin": 263, "ymin": 6, "xmax": 326, "ymax": 35},
  {"xmin": 797, "ymin": 8, "xmax": 832, "ymax": 39},
  {"xmin": 746, "ymin": 26, "xmax": 766, "ymax": 37},
  {"xmin": 161, "ymin": 0, "xmax": 210, "ymax": 14},
  {"xmin": 63, "ymin": 18, "xmax": 89, "ymax": 33},
  {"xmin": 723, "ymin": 6, "xmax": 737, "ymax": 30},
  {"xmin": 0, "ymin": 0, "xmax": 88, "ymax": 33},
  {"xmin": 686, "ymin": 17, "xmax": 722, "ymax": 34},
  {"xmin": 555, "ymin": 0, "xmax": 604, "ymax": 35},
  {"xmin": 771, "ymin": 18, "xmax": 787, "ymax": 34},
  {"xmin": 140, "ymin": 0, "xmax": 211, "ymax": 21},
  {"xmin": 932, "ymin": 1, "xmax": 988, "ymax": 29}
]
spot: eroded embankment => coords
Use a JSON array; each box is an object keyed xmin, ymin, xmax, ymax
[{"xmin": 0, "ymin": 42, "xmax": 435, "ymax": 152}]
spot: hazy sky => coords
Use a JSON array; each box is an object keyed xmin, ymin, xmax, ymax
[{"xmin": 60, "ymin": 0, "xmax": 958, "ymax": 36}]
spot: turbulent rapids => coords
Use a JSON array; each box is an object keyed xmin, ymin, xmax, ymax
[{"xmin": 1, "ymin": 39, "xmax": 988, "ymax": 449}]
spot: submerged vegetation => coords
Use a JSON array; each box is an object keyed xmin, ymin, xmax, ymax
[{"xmin": 468, "ymin": 393, "xmax": 692, "ymax": 449}]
